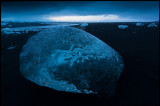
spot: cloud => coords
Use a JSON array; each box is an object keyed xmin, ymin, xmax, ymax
[
  {"xmin": 46, "ymin": 15, "xmax": 133, "ymax": 22},
  {"xmin": 1, "ymin": 1, "xmax": 159, "ymax": 22}
]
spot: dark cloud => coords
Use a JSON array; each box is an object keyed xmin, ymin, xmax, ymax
[{"xmin": 1, "ymin": 1, "xmax": 159, "ymax": 22}]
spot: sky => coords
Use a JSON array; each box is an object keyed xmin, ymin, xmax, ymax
[{"xmin": 1, "ymin": 1, "xmax": 159, "ymax": 22}]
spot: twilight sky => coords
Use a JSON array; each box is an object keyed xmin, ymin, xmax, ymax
[{"xmin": 1, "ymin": 1, "xmax": 159, "ymax": 22}]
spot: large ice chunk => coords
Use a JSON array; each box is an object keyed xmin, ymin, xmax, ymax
[
  {"xmin": 20, "ymin": 26, "xmax": 124, "ymax": 97},
  {"xmin": 147, "ymin": 23, "xmax": 158, "ymax": 27}
]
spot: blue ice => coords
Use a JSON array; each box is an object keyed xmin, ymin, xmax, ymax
[{"xmin": 118, "ymin": 25, "xmax": 128, "ymax": 29}]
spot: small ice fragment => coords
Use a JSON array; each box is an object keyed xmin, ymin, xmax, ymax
[
  {"xmin": 7, "ymin": 46, "xmax": 16, "ymax": 50},
  {"xmin": 15, "ymin": 32, "xmax": 21, "ymax": 34},
  {"xmin": 136, "ymin": 23, "xmax": 144, "ymax": 26},
  {"xmin": 81, "ymin": 23, "xmax": 88, "ymax": 27},
  {"xmin": 83, "ymin": 89, "xmax": 94, "ymax": 94},
  {"xmin": 118, "ymin": 25, "xmax": 128, "ymax": 29},
  {"xmin": 8, "ymin": 25, "xmax": 12, "ymax": 27}
]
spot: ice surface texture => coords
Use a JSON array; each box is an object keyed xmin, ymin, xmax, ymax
[{"xmin": 20, "ymin": 26, "xmax": 124, "ymax": 97}]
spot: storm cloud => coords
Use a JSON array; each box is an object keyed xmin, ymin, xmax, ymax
[{"xmin": 1, "ymin": 1, "xmax": 159, "ymax": 22}]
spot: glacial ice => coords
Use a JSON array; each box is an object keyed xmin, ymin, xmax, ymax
[
  {"xmin": 81, "ymin": 23, "xmax": 88, "ymax": 27},
  {"xmin": 1, "ymin": 23, "xmax": 79, "ymax": 35},
  {"xmin": 118, "ymin": 25, "xmax": 128, "ymax": 29},
  {"xmin": 136, "ymin": 23, "xmax": 144, "ymax": 26},
  {"xmin": 147, "ymin": 23, "xmax": 158, "ymax": 27},
  {"xmin": 1, "ymin": 22, "xmax": 8, "ymax": 26},
  {"xmin": 20, "ymin": 26, "xmax": 124, "ymax": 97}
]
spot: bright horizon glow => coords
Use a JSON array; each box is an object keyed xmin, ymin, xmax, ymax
[
  {"xmin": 46, "ymin": 15, "xmax": 133, "ymax": 22},
  {"xmin": 2, "ymin": 15, "xmax": 158, "ymax": 22}
]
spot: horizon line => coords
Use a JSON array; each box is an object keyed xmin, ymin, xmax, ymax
[{"xmin": 1, "ymin": 20, "xmax": 159, "ymax": 23}]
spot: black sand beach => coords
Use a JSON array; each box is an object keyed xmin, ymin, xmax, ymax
[{"xmin": 1, "ymin": 22, "xmax": 159, "ymax": 106}]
